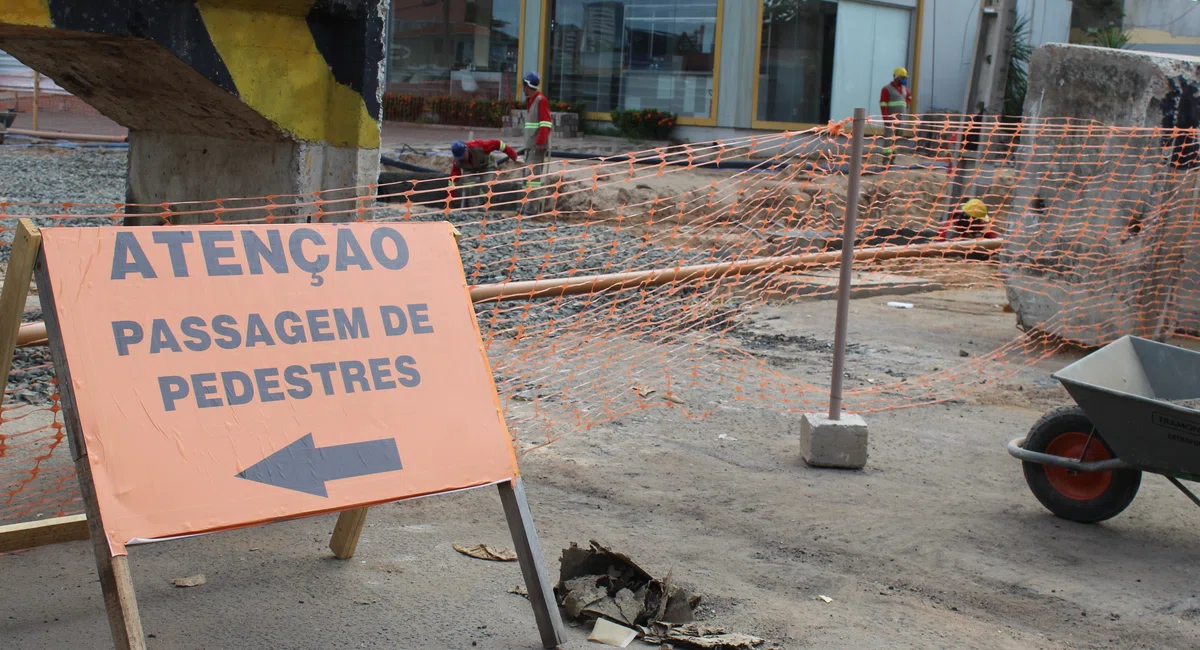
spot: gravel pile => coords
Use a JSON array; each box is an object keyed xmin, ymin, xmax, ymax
[
  {"xmin": 2, "ymin": 147, "xmax": 127, "ymax": 405},
  {"xmin": 0, "ymin": 146, "xmax": 127, "ymax": 264},
  {"xmin": 2, "ymin": 148, "xmax": 743, "ymax": 406},
  {"xmin": 370, "ymin": 207, "xmax": 745, "ymax": 336}
]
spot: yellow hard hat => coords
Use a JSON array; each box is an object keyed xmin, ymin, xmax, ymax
[
  {"xmin": 961, "ymin": 199, "xmax": 990, "ymax": 222},
  {"xmin": 893, "ymin": 67, "xmax": 909, "ymax": 78}
]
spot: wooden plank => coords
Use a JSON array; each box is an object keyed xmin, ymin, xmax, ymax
[
  {"xmin": 0, "ymin": 219, "xmax": 42, "ymax": 397},
  {"xmin": 328, "ymin": 507, "xmax": 370, "ymax": 560},
  {"xmin": 0, "ymin": 514, "xmax": 89, "ymax": 553},
  {"xmin": 35, "ymin": 248, "xmax": 146, "ymax": 650},
  {"xmin": 498, "ymin": 479, "xmax": 565, "ymax": 649}
]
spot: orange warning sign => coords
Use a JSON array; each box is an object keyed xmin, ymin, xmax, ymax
[{"xmin": 39, "ymin": 223, "xmax": 519, "ymax": 555}]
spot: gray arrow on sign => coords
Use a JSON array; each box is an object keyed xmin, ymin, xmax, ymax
[{"xmin": 236, "ymin": 433, "xmax": 403, "ymax": 497}]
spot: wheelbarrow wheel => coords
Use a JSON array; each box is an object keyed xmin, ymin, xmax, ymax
[{"xmin": 1021, "ymin": 406, "xmax": 1141, "ymax": 523}]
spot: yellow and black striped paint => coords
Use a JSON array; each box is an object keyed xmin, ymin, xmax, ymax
[{"xmin": 1, "ymin": 0, "xmax": 385, "ymax": 148}]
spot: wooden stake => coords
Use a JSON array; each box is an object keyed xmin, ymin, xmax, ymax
[
  {"xmin": 0, "ymin": 514, "xmax": 89, "ymax": 553},
  {"xmin": 35, "ymin": 246, "xmax": 146, "ymax": 650},
  {"xmin": 31, "ymin": 71, "xmax": 39, "ymax": 131},
  {"xmin": 0, "ymin": 219, "xmax": 41, "ymax": 394},
  {"xmin": 498, "ymin": 479, "xmax": 565, "ymax": 649},
  {"xmin": 328, "ymin": 507, "xmax": 370, "ymax": 559}
]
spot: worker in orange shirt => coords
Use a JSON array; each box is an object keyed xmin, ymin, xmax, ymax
[
  {"xmin": 522, "ymin": 72, "xmax": 553, "ymax": 214},
  {"xmin": 449, "ymin": 139, "xmax": 518, "ymax": 208},
  {"xmin": 879, "ymin": 67, "xmax": 912, "ymax": 164}
]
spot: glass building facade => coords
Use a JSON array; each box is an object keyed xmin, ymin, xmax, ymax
[
  {"xmin": 546, "ymin": 0, "xmax": 719, "ymax": 119},
  {"xmin": 388, "ymin": 0, "xmax": 523, "ymax": 99},
  {"xmin": 384, "ymin": 0, "xmax": 923, "ymax": 129},
  {"xmin": 756, "ymin": 0, "xmax": 838, "ymax": 125}
]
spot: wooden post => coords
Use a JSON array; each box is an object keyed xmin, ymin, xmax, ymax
[
  {"xmin": 828, "ymin": 108, "xmax": 867, "ymax": 421},
  {"xmin": 328, "ymin": 507, "xmax": 370, "ymax": 559},
  {"xmin": 35, "ymin": 244, "xmax": 146, "ymax": 650},
  {"xmin": 0, "ymin": 514, "xmax": 89, "ymax": 553},
  {"xmin": 0, "ymin": 219, "xmax": 41, "ymax": 393},
  {"xmin": 31, "ymin": 71, "xmax": 40, "ymax": 131},
  {"xmin": 498, "ymin": 479, "xmax": 565, "ymax": 649},
  {"xmin": 0, "ymin": 221, "xmax": 93, "ymax": 553}
]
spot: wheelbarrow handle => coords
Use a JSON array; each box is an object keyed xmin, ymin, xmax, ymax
[{"xmin": 1007, "ymin": 437, "xmax": 1134, "ymax": 472}]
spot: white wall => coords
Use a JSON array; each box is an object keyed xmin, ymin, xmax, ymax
[
  {"xmin": 1123, "ymin": 0, "xmax": 1200, "ymax": 57},
  {"xmin": 1124, "ymin": 0, "xmax": 1200, "ymax": 37},
  {"xmin": 916, "ymin": 0, "xmax": 1073, "ymax": 113}
]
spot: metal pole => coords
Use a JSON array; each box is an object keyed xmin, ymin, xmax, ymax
[
  {"xmin": 31, "ymin": 71, "xmax": 40, "ymax": 131},
  {"xmin": 828, "ymin": 107, "xmax": 867, "ymax": 421}
]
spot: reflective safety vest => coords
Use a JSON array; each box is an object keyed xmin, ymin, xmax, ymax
[
  {"xmin": 525, "ymin": 93, "xmax": 553, "ymax": 150},
  {"xmin": 880, "ymin": 82, "xmax": 909, "ymax": 115}
]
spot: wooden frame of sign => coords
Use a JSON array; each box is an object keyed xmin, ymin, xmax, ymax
[{"xmin": 0, "ymin": 219, "xmax": 564, "ymax": 650}]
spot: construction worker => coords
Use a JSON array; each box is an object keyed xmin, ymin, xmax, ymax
[
  {"xmin": 880, "ymin": 67, "xmax": 912, "ymax": 164},
  {"xmin": 522, "ymin": 71, "xmax": 553, "ymax": 214},
  {"xmin": 937, "ymin": 199, "xmax": 998, "ymax": 241},
  {"xmin": 449, "ymin": 139, "xmax": 518, "ymax": 208}
]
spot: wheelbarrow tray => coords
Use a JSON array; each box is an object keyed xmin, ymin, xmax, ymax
[{"xmin": 1053, "ymin": 336, "xmax": 1200, "ymax": 478}]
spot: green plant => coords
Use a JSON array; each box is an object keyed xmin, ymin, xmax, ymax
[
  {"xmin": 1003, "ymin": 12, "xmax": 1033, "ymax": 117},
  {"xmin": 381, "ymin": 93, "xmax": 523, "ymax": 128},
  {"xmin": 1092, "ymin": 26, "xmax": 1131, "ymax": 49},
  {"xmin": 609, "ymin": 108, "xmax": 677, "ymax": 140}
]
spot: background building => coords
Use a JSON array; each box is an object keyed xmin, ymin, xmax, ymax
[
  {"xmin": 1072, "ymin": 0, "xmax": 1200, "ymax": 57},
  {"xmin": 14, "ymin": 1, "xmax": 1172, "ymax": 140}
]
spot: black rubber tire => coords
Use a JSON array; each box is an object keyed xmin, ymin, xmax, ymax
[{"xmin": 1021, "ymin": 406, "xmax": 1141, "ymax": 523}]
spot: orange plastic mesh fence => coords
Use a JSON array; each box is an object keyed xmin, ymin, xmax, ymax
[
  {"xmin": 3, "ymin": 114, "xmax": 1198, "ymax": 526},
  {"xmin": 0, "ymin": 88, "xmax": 104, "ymax": 118}
]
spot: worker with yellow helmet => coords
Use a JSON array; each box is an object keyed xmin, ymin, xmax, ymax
[
  {"xmin": 880, "ymin": 67, "xmax": 912, "ymax": 163},
  {"xmin": 937, "ymin": 199, "xmax": 999, "ymax": 241}
]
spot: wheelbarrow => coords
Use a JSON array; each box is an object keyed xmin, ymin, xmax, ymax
[{"xmin": 1008, "ymin": 335, "xmax": 1200, "ymax": 523}]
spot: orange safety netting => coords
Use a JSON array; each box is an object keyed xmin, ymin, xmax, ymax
[
  {"xmin": 3, "ymin": 114, "xmax": 1199, "ymax": 526},
  {"xmin": 0, "ymin": 88, "xmax": 104, "ymax": 117}
]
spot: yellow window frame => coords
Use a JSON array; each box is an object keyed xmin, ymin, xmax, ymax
[{"xmin": 750, "ymin": 0, "xmax": 924, "ymax": 131}]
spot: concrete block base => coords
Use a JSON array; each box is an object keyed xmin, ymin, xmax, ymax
[{"xmin": 800, "ymin": 412, "xmax": 869, "ymax": 469}]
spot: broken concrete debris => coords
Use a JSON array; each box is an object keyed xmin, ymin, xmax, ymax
[
  {"xmin": 556, "ymin": 540, "xmax": 699, "ymax": 628},
  {"xmin": 589, "ymin": 618, "xmax": 640, "ymax": 647},
  {"xmin": 172, "ymin": 573, "xmax": 206, "ymax": 588},
  {"xmin": 641, "ymin": 622, "xmax": 765, "ymax": 649},
  {"xmin": 558, "ymin": 541, "xmax": 764, "ymax": 648},
  {"xmin": 453, "ymin": 542, "xmax": 517, "ymax": 562}
]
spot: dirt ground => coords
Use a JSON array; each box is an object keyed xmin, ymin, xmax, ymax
[{"xmin": 3, "ymin": 287, "xmax": 1200, "ymax": 649}]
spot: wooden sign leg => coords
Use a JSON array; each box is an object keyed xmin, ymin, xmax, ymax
[
  {"xmin": 0, "ymin": 219, "xmax": 40, "ymax": 390},
  {"xmin": 498, "ymin": 479, "xmax": 565, "ymax": 649},
  {"xmin": 0, "ymin": 219, "xmax": 94, "ymax": 553},
  {"xmin": 35, "ymin": 245, "xmax": 146, "ymax": 650},
  {"xmin": 76, "ymin": 458, "xmax": 147, "ymax": 650},
  {"xmin": 329, "ymin": 506, "xmax": 370, "ymax": 559}
]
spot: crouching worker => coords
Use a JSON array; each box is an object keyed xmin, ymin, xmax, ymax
[
  {"xmin": 449, "ymin": 139, "xmax": 518, "ymax": 209},
  {"xmin": 937, "ymin": 198, "xmax": 998, "ymax": 261},
  {"xmin": 938, "ymin": 199, "xmax": 998, "ymax": 241}
]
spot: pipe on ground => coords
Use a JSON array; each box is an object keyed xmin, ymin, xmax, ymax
[
  {"xmin": 14, "ymin": 238, "xmax": 1001, "ymax": 346},
  {"xmin": 6, "ymin": 128, "xmax": 127, "ymax": 143},
  {"xmin": 468, "ymin": 238, "xmax": 1002, "ymax": 303}
]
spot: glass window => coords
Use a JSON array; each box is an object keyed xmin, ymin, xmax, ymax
[
  {"xmin": 387, "ymin": 0, "xmax": 522, "ymax": 99},
  {"xmin": 548, "ymin": 0, "xmax": 719, "ymax": 119},
  {"xmin": 757, "ymin": 0, "xmax": 838, "ymax": 124}
]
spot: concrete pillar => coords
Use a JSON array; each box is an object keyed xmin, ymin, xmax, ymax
[
  {"xmin": 0, "ymin": 0, "xmax": 388, "ymax": 223},
  {"xmin": 1004, "ymin": 44, "xmax": 1200, "ymax": 346}
]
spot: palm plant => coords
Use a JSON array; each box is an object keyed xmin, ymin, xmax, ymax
[
  {"xmin": 1092, "ymin": 26, "xmax": 1131, "ymax": 49},
  {"xmin": 1003, "ymin": 12, "xmax": 1033, "ymax": 117}
]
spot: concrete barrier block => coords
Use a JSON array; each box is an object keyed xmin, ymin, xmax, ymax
[
  {"xmin": 1004, "ymin": 44, "xmax": 1200, "ymax": 345},
  {"xmin": 800, "ymin": 412, "xmax": 868, "ymax": 469}
]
